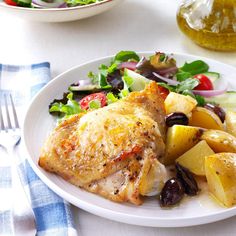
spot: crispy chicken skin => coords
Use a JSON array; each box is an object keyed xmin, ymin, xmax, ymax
[{"xmin": 39, "ymin": 82, "xmax": 167, "ymax": 205}]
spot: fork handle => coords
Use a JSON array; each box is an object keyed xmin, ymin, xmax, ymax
[{"xmin": 4, "ymin": 147, "xmax": 36, "ymax": 235}]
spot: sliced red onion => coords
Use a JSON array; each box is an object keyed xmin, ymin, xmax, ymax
[
  {"xmin": 153, "ymin": 72, "xmax": 179, "ymax": 86},
  {"xmin": 193, "ymin": 88, "xmax": 227, "ymax": 97},
  {"xmin": 153, "ymin": 72, "xmax": 229, "ymax": 98},
  {"xmin": 158, "ymin": 66, "xmax": 178, "ymax": 76},
  {"xmin": 193, "ymin": 85, "xmax": 228, "ymax": 98},
  {"xmin": 58, "ymin": 2, "xmax": 67, "ymax": 8},
  {"xmin": 32, "ymin": 0, "xmax": 66, "ymax": 8},
  {"xmin": 118, "ymin": 62, "xmax": 137, "ymax": 71},
  {"xmin": 193, "ymin": 79, "xmax": 228, "ymax": 97}
]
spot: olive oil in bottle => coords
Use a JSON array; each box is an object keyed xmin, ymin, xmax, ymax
[{"xmin": 177, "ymin": 0, "xmax": 236, "ymax": 51}]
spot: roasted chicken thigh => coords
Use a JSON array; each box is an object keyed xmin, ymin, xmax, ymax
[{"xmin": 39, "ymin": 82, "xmax": 167, "ymax": 205}]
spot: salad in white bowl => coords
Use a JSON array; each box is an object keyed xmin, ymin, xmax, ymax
[
  {"xmin": 2, "ymin": 0, "xmax": 104, "ymax": 8},
  {"xmin": 0, "ymin": 0, "xmax": 123, "ymax": 22}
]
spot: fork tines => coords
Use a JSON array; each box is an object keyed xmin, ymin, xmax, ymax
[{"xmin": 0, "ymin": 93, "xmax": 19, "ymax": 132}]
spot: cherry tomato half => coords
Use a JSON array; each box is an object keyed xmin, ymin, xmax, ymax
[
  {"xmin": 158, "ymin": 85, "xmax": 169, "ymax": 100},
  {"xmin": 80, "ymin": 92, "xmax": 107, "ymax": 110},
  {"xmin": 193, "ymin": 74, "xmax": 214, "ymax": 90},
  {"xmin": 4, "ymin": 0, "xmax": 17, "ymax": 6}
]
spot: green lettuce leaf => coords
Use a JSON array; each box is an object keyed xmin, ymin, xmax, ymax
[
  {"xmin": 49, "ymin": 93, "xmax": 83, "ymax": 116},
  {"xmin": 89, "ymin": 99, "xmax": 101, "ymax": 109},
  {"xmin": 114, "ymin": 51, "xmax": 140, "ymax": 63},
  {"xmin": 106, "ymin": 92, "xmax": 119, "ymax": 104},
  {"xmin": 66, "ymin": 0, "xmax": 101, "ymax": 7}
]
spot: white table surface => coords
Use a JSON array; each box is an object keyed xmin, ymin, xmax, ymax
[{"xmin": 1, "ymin": 0, "xmax": 236, "ymax": 235}]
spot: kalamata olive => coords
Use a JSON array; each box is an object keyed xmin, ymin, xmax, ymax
[
  {"xmin": 204, "ymin": 103, "xmax": 226, "ymax": 123},
  {"xmin": 176, "ymin": 163, "xmax": 199, "ymax": 196},
  {"xmin": 165, "ymin": 112, "xmax": 189, "ymax": 127},
  {"xmin": 159, "ymin": 177, "xmax": 185, "ymax": 207}
]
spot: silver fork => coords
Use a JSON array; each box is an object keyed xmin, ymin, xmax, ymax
[{"xmin": 0, "ymin": 93, "xmax": 36, "ymax": 236}]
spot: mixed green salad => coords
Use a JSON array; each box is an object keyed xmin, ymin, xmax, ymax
[
  {"xmin": 49, "ymin": 50, "xmax": 235, "ymax": 119},
  {"xmin": 3, "ymin": 0, "xmax": 103, "ymax": 8}
]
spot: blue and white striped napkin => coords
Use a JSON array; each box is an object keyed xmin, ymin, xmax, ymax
[{"xmin": 0, "ymin": 62, "xmax": 78, "ymax": 236}]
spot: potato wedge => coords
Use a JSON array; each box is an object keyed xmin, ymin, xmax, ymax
[
  {"xmin": 176, "ymin": 140, "xmax": 215, "ymax": 176},
  {"xmin": 163, "ymin": 125, "xmax": 204, "ymax": 165},
  {"xmin": 189, "ymin": 107, "xmax": 224, "ymax": 130},
  {"xmin": 225, "ymin": 111, "xmax": 236, "ymax": 137},
  {"xmin": 201, "ymin": 130, "xmax": 236, "ymax": 153},
  {"xmin": 205, "ymin": 153, "xmax": 236, "ymax": 207},
  {"xmin": 164, "ymin": 92, "xmax": 197, "ymax": 115}
]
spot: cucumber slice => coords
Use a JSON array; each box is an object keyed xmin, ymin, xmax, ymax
[
  {"xmin": 123, "ymin": 69, "xmax": 150, "ymax": 91},
  {"xmin": 202, "ymin": 72, "xmax": 220, "ymax": 83},
  {"xmin": 206, "ymin": 92, "xmax": 236, "ymax": 110}
]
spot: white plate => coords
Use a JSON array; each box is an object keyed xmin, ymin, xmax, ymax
[
  {"xmin": 0, "ymin": 0, "xmax": 124, "ymax": 22},
  {"xmin": 23, "ymin": 52, "xmax": 236, "ymax": 227}
]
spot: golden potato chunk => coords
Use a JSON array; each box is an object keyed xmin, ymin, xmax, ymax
[
  {"xmin": 164, "ymin": 92, "xmax": 197, "ymax": 115},
  {"xmin": 201, "ymin": 130, "xmax": 236, "ymax": 153},
  {"xmin": 162, "ymin": 125, "xmax": 204, "ymax": 165},
  {"xmin": 225, "ymin": 111, "xmax": 236, "ymax": 137},
  {"xmin": 205, "ymin": 153, "xmax": 236, "ymax": 207},
  {"xmin": 189, "ymin": 107, "xmax": 224, "ymax": 130},
  {"xmin": 176, "ymin": 140, "xmax": 215, "ymax": 176}
]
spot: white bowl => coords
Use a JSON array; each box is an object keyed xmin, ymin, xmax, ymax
[
  {"xmin": 0, "ymin": 0, "xmax": 124, "ymax": 22},
  {"xmin": 23, "ymin": 52, "xmax": 236, "ymax": 227}
]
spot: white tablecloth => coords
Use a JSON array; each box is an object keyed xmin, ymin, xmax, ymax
[{"xmin": 1, "ymin": 0, "xmax": 236, "ymax": 235}]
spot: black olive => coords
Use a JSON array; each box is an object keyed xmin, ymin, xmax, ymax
[
  {"xmin": 165, "ymin": 112, "xmax": 189, "ymax": 127},
  {"xmin": 176, "ymin": 163, "xmax": 199, "ymax": 196},
  {"xmin": 204, "ymin": 103, "xmax": 226, "ymax": 123},
  {"xmin": 159, "ymin": 177, "xmax": 185, "ymax": 207}
]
